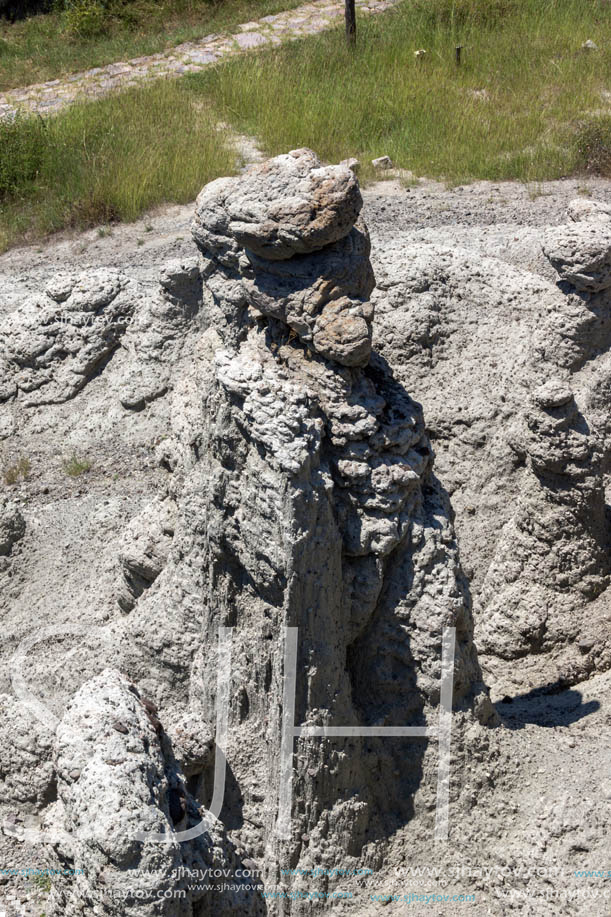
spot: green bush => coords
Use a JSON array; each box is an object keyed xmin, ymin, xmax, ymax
[
  {"xmin": 1, "ymin": 0, "xmax": 54, "ymax": 21},
  {"xmin": 62, "ymin": 0, "xmax": 106, "ymax": 36},
  {"xmin": 575, "ymin": 116, "xmax": 611, "ymax": 177}
]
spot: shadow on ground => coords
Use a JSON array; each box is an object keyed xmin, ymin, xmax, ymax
[{"xmin": 495, "ymin": 682, "xmax": 600, "ymax": 730}]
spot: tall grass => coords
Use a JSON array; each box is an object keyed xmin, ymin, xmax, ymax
[
  {"xmin": 189, "ymin": 0, "xmax": 611, "ymax": 182},
  {"xmin": 1, "ymin": 0, "xmax": 609, "ymax": 252},
  {"xmin": 0, "ymin": 0, "xmax": 303, "ymax": 91},
  {"xmin": 0, "ymin": 78, "xmax": 237, "ymax": 250}
]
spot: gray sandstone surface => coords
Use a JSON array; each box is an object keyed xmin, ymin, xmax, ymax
[{"xmin": 0, "ymin": 163, "xmax": 609, "ymax": 917}]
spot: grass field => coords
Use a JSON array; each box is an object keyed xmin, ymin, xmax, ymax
[
  {"xmin": 190, "ymin": 0, "xmax": 611, "ymax": 182},
  {"xmin": 0, "ymin": 0, "xmax": 302, "ymax": 92},
  {"xmin": 0, "ymin": 79, "xmax": 236, "ymax": 251},
  {"xmin": 0, "ymin": 0, "xmax": 610, "ymax": 252}
]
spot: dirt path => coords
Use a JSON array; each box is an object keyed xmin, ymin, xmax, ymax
[{"xmin": 0, "ymin": 0, "xmax": 398, "ymax": 120}]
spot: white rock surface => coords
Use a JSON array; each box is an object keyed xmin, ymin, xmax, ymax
[
  {"xmin": 44, "ymin": 669, "xmax": 263, "ymax": 916},
  {"xmin": 567, "ymin": 197, "xmax": 611, "ymax": 223},
  {"xmin": 543, "ymin": 222, "xmax": 611, "ymax": 292},
  {"xmin": 0, "ymin": 269, "xmax": 137, "ymax": 405}
]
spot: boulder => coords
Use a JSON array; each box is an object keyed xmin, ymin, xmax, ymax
[
  {"xmin": 192, "ymin": 149, "xmax": 375, "ymax": 367},
  {"xmin": 45, "ymin": 669, "xmax": 262, "ymax": 917},
  {"xmin": 543, "ymin": 223, "xmax": 611, "ymax": 292},
  {"xmin": 567, "ymin": 198, "xmax": 611, "ymax": 224},
  {"xmin": 192, "ymin": 148, "xmax": 362, "ymax": 264}
]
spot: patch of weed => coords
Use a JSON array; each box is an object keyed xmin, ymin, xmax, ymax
[
  {"xmin": 63, "ymin": 454, "xmax": 93, "ymax": 476},
  {"xmin": 3, "ymin": 455, "xmax": 32, "ymax": 484}
]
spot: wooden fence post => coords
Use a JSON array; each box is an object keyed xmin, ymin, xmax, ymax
[{"xmin": 345, "ymin": 0, "xmax": 356, "ymax": 45}]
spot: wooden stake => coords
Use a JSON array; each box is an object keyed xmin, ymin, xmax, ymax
[
  {"xmin": 345, "ymin": 0, "xmax": 356, "ymax": 45},
  {"xmin": 455, "ymin": 45, "xmax": 463, "ymax": 66}
]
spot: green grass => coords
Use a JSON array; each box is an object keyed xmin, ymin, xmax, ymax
[
  {"xmin": 0, "ymin": 77, "xmax": 238, "ymax": 250},
  {"xmin": 0, "ymin": 0, "xmax": 609, "ymax": 253},
  {"xmin": 2, "ymin": 455, "xmax": 32, "ymax": 484},
  {"xmin": 62, "ymin": 453, "xmax": 93, "ymax": 476},
  {"xmin": 0, "ymin": 0, "xmax": 303, "ymax": 92},
  {"xmin": 32, "ymin": 873, "xmax": 52, "ymax": 894},
  {"xmin": 187, "ymin": 0, "xmax": 611, "ymax": 183}
]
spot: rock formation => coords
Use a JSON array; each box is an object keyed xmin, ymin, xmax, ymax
[
  {"xmin": 191, "ymin": 149, "xmax": 374, "ymax": 365},
  {"xmin": 0, "ymin": 269, "xmax": 137, "ymax": 406},
  {"xmin": 477, "ymin": 380, "xmax": 610, "ymax": 676},
  {"xmin": 371, "ymin": 199, "xmax": 611, "ymax": 698},
  {"xmin": 88, "ymin": 149, "xmax": 494, "ymax": 913},
  {"xmin": 8, "ymin": 150, "xmax": 495, "ymax": 916},
  {"xmin": 0, "ymin": 496, "xmax": 25, "ymax": 556},
  {"xmin": 2, "ymin": 155, "xmax": 610, "ymax": 917},
  {"xmin": 44, "ymin": 670, "xmax": 262, "ymax": 917}
]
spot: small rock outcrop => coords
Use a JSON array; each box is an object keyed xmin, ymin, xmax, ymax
[
  {"xmin": 0, "ymin": 693, "xmax": 54, "ymax": 808},
  {"xmin": 192, "ymin": 148, "xmax": 374, "ymax": 366},
  {"xmin": 0, "ymin": 496, "xmax": 25, "ymax": 556},
  {"xmin": 477, "ymin": 381, "xmax": 609, "ymax": 670},
  {"xmin": 542, "ymin": 221, "xmax": 611, "ymax": 293},
  {"xmin": 116, "ymin": 498, "xmax": 176, "ymax": 612},
  {"xmin": 118, "ymin": 258, "xmax": 203, "ymax": 410},
  {"xmin": 567, "ymin": 197, "xmax": 611, "ymax": 224},
  {"xmin": 44, "ymin": 669, "xmax": 262, "ymax": 917}
]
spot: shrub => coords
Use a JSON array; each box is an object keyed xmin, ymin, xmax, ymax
[
  {"xmin": 575, "ymin": 116, "xmax": 611, "ymax": 177},
  {"xmin": 2, "ymin": 456, "xmax": 32, "ymax": 484},
  {"xmin": 0, "ymin": 0, "xmax": 54, "ymax": 21},
  {"xmin": 62, "ymin": 454, "xmax": 92, "ymax": 476},
  {"xmin": 62, "ymin": 0, "xmax": 106, "ymax": 36}
]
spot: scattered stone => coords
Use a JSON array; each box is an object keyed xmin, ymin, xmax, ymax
[
  {"xmin": 567, "ymin": 198, "xmax": 611, "ymax": 223},
  {"xmin": 372, "ymin": 155, "xmax": 393, "ymax": 169},
  {"xmin": 581, "ymin": 39, "xmax": 598, "ymax": 51},
  {"xmin": 340, "ymin": 156, "xmax": 361, "ymax": 172},
  {"xmin": 469, "ymin": 88, "xmax": 490, "ymax": 102}
]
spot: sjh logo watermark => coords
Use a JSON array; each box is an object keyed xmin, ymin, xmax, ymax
[{"xmin": 7, "ymin": 624, "xmax": 456, "ymax": 845}]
